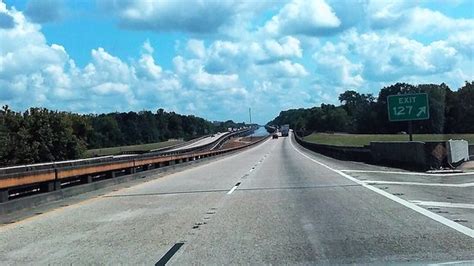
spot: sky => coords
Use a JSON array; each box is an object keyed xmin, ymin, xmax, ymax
[{"xmin": 0, "ymin": 0, "xmax": 473, "ymax": 124}]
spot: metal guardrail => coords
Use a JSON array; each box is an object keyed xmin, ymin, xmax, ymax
[
  {"xmin": 0, "ymin": 128, "xmax": 263, "ymax": 203},
  {"xmin": 0, "ymin": 129, "xmax": 249, "ymax": 176}
]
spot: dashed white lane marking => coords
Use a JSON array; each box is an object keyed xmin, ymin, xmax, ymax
[
  {"xmin": 228, "ymin": 152, "xmax": 269, "ymax": 195},
  {"xmin": 410, "ymin": 200, "xmax": 474, "ymax": 210},
  {"xmin": 289, "ymin": 134, "xmax": 474, "ymax": 238},
  {"xmin": 363, "ymin": 180, "xmax": 474, "ymax": 188},
  {"xmin": 226, "ymin": 185, "xmax": 239, "ymax": 195},
  {"xmin": 341, "ymin": 169, "xmax": 474, "ymax": 177}
]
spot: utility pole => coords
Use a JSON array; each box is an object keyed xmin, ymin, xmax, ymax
[
  {"xmin": 249, "ymin": 107, "xmax": 252, "ymax": 125},
  {"xmin": 249, "ymin": 107, "xmax": 253, "ymax": 141}
]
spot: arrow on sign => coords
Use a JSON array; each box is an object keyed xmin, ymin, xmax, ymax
[{"xmin": 416, "ymin": 106, "xmax": 427, "ymax": 117}]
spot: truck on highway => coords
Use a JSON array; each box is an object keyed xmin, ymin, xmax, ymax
[{"xmin": 280, "ymin": 124, "xmax": 289, "ymax": 137}]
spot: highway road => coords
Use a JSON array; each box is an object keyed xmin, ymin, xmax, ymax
[
  {"xmin": 0, "ymin": 132, "xmax": 473, "ymax": 264},
  {"xmin": 166, "ymin": 132, "xmax": 229, "ymax": 151}
]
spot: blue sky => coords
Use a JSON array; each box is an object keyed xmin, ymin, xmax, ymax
[{"xmin": 1, "ymin": 0, "xmax": 473, "ymax": 124}]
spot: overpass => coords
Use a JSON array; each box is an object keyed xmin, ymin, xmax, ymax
[
  {"xmin": 165, "ymin": 132, "xmax": 230, "ymax": 151},
  {"xmin": 0, "ymin": 131, "xmax": 473, "ymax": 264}
]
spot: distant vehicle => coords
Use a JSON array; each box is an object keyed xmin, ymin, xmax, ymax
[
  {"xmin": 272, "ymin": 134, "xmax": 278, "ymax": 139},
  {"xmin": 280, "ymin": 124, "xmax": 289, "ymax": 137}
]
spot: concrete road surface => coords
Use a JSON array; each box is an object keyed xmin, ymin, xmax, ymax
[{"xmin": 0, "ymin": 132, "xmax": 473, "ymax": 264}]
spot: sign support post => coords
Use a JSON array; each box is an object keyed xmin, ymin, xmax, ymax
[{"xmin": 408, "ymin": 120, "xmax": 413, "ymax": 141}]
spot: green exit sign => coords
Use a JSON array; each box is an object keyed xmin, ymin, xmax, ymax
[{"xmin": 387, "ymin": 93, "xmax": 429, "ymax": 122}]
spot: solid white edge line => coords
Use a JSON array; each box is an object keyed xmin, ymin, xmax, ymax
[
  {"xmin": 341, "ymin": 169, "xmax": 474, "ymax": 177},
  {"xmin": 289, "ymin": 134, "xmax": 474, "ymax": 238},
  {"xmin": 227, "ymin": 185, "xmax": 238, "ymax": 195},
  {"xmin": 429, "ymin": 260, "xmax": 474, "ymax": 265},
  {"xmin": 363, "ymin": 180, "xmax": 474, "ymax": 188}
]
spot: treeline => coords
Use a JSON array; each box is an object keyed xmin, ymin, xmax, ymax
[
  {"xmin": 0, "ymin": 107, "xmax": 245, "ymax": 166},
  {"xmin": 268, "ymin": 81, "xmax": 474, "ymax": 134}
]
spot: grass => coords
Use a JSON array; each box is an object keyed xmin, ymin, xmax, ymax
[
  {"xmin": 303, "ymin": 133, "xmax": 474, "ymax": 147},
  {"xmin": 85, "ymin": 140, "xmax": 184, "ymax": 157}
]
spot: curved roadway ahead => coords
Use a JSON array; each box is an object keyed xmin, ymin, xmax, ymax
[
  {"xmin": 0, "ymin": 132, "xmax": 472, "ymax": 264},
  {"xmin": 166, "ymin": 132, "xmax": 229, "ymax": 151}
]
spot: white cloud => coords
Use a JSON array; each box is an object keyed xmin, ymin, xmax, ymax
[
  {"xmin": 203, "ymin": 36, "xmax": 304, "ymax": 74},
  {"xmin": 348, "ymin": 32, "xmax": 458, "ymax": 81},
  {"xmin": 447, "ymin": 32, "xmax": 474, "ymax": 57},
  {"xmin": 263, "ymin": 0, "xmax": 341, "ymax": 36},
  {"xmin": 102, "ymin": 0, "xmax": 254, "ymax": 34},
  {"xmin": 89, "ymin": 48, "xmax": 133, "ymax": 83},
  {"xmin": 204, "ymin": 40, "xmax": 243, "ymax": 73},
  {"xmin": 408, "ymin": 7, "xmax": 474, "ymax": 35},
  {"xmin": 367, "ymin": 0, "xmax": 416, "ymax": 30},
  {"xmin": 135, "ymin": 41, "xmax": 163, "ymax": 80},
  {"xmin": 142, "ymin": 40, "xmax": 154, "ymax": 54},
  {"xmin": 0, "ymin": 3, "xmax": 73, "ymax": 108},
  {"xmin": 367, "ymin": 2, "xmax": 474, "ymax": 40},
  {"xmin": 309, "ymin": 29, "xmax": 471, "ymax": 103},
  {"xmin": 264, "ymin": 36, "xmax": 302, "ymax": 60},
  {"xmin": 91, "ymin": 82, "xmax": 129, "ymax": 96},
  {"xmin": 192, "ymin": 71, "xmax": 240, "ymax": 91},
  {"xmin": 313, "ymin": 42, "xmax": 364, "ymax": 88},
  {"xmin": 173, "ymin": 54, "xmax": 241, "ymax": 92},
  {"xmin": 0, "ymin": 0, "xmax": 473, "ymax": 123},
  {"xmin": 264, "ymin": 60, "xmax": 308, "ymax": 78},
  {"xmin": 0, "ymin": 4, "xmax": 67, "ymax": 77},
  {"xmin": 186, "ymin": 39, "xmax": 206, "ymax": 58}
]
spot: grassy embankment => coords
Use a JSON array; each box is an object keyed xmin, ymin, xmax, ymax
[
  {"xmin": 303, "ymin": 133, "xmax": 474, "ymax": 147},
  {"xmin": 85, "ymin": 140, "xmax": 184, "ymax": 157}
]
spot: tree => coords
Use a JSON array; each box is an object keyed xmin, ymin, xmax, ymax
[
  {"xmin": 416, "ymin": 83, "xmax": 450, "ymax": 134},
  {"xmin": 339, "ymin": 90, "xmax": 375, "ymax": 133},
  {"xmin": 268, "ymin": 81, "xmax": 474, "ymax": 135},
  {"xmin": 454, "ymin": 81, "xmax": 474, "ymax": 132},
  {"xmin": 0, "ymin": 106, "xmax": 245, "ymax": 167}
]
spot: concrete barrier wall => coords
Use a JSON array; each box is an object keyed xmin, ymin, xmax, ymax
[
  {"xmin": 371, "ymin": 141, "xmax": 449, "ymax": 170},
  {"xmin": 294, "ymin": 134, "xmax": 372, "ymax": 162},
  {"xmin": 295, "ymin": 132, "xmax": 448, "ymax": 170},
  {"xmin": 370, "ymin": 142, "xmax": 427, "ymax": 169}
]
